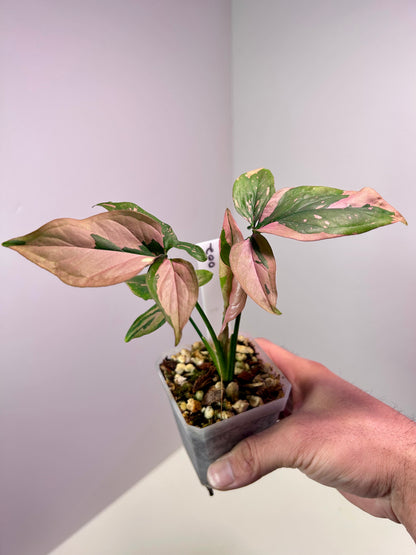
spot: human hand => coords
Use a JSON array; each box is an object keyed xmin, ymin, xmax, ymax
[{"xmin": 207, "ymin": 339, "xmax": 416, "ymax": 540}]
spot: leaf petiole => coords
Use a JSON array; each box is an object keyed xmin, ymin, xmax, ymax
[
  {"xmin": 194, "ymin": 303, "xmax": 228, "ymax": 379},
  {"xmin": 189, "ymin": 317, "xmax": 221, "ymax": 374},
  {"xmin": 226, "ymin": 313, "xmax": 241, "ymax": 382}
]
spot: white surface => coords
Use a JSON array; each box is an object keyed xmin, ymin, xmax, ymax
[
  {"xmin": 50, "ymin": 447, "xmax": 415, "ymax": 555},
  {"xmin": 0, "ymin": 2, "xmax": 231, "ymax": 554},
  {"xmin": 197, "ymin": 238, "xmax": 223, "ymax": 333}
]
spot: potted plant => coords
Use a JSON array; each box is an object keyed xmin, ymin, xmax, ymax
[{"xmin": 2, "ymin": 168, "xmax": 406, "ymax": 491}]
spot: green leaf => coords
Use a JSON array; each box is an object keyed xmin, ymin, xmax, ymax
[
  {"xmin": 258, "ymin": 186, "xmax": 407, "ymax": 241},
  {"xmin": 146, "ymin": 257, "xmax": 199, "ymax": 345},
  {"xmin": 276, "ymin": 206, "xmax": 395, "ymax": 236},
  {"xmin": 196, "ymin": 269, "xmax": 213, "ymax": 287},
  {"xmin": 258, "ymin": 186, "xmax": 346, "ymax": 228},
  {"xmin": 174, "ymin": 241, "xmax": 207, "ymax": 262},
  {"xmin": 126, "ymin": 275, "xmax": 152, "ymax": 300},
  {"xmin": 2, "ymin": 211, "xmax": 162, "ymax": 286},
  {"xmin": 125, "ymin": 304, "xmax": 166, "ymax": 342},
  {"xmin": 219, "ymin": 228, "xmax": 231, "ymax": 266},
  {"xmin": 232, "ymin": 168, "xmax": 275, "ymax": 227},
  {"xmin": 96, "ymin": 201, "xmax": 160, "ymax": 222},
  {"xmin": 160, "ymin": 222, "xmax": 178, "ymax": 251}
]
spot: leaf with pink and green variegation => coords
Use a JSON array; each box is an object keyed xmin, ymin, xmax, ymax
[
  {"xmin": 257, "ymin": 186, "xmax": 407, "ymax": 241},
  {"xmin": 97, "ymin": 201, "xmax": 207, "ymax": 261},
  {"xmin": 219, "ymin": 209, "xmax": 247, "ymax": 331},
  {"xmin": 220, "ymin": 280, "xmax": 247, "ymax": 333},
  {"xmin": 219, "ymin": 209, "xmax": 244, "ymax": 299},
  {"xmin": 229, "ymin": 232, "xmax": 281, "ymax": 316},
  {"xmin": 125, "ymin": 304, "xmax": 166, "ymax": 342},
  {"xmin": 2, "ymin": 211, "xmax": 165, "ymax": 286},
  {"xmin": 127, "ymin": 269, "xmax": 212, "ymax": 300},
  {"xmin": 146, "ymin": 257, "xmax": 199, "ymax": 345},
  {"xmin": 232, "ymin": 168, "xmax": 275, "ymax": 228}
]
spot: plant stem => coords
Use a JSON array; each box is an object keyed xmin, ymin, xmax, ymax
[
  {"xmin": 226, "ymin": 313, "xmax": 241, "ymax": 381},
  {"xmin": 189, "ymin": 316, "xmax": 220, "ymax": 372},
  {"xmin": 194, "ymin": 302, "xmax": 228, "ymax": 379}
]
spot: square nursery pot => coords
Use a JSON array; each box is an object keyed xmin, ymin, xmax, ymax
[{"xmin": 158, "ymin": 339, "xmax": 291, "ymax": 489}]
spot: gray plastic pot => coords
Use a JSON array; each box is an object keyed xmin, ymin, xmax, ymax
[{"xmin": 159, "ymin": 339, "xmax": 291, "ymax": 488}]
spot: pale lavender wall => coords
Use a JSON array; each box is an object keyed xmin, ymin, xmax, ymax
[
  {"xmin": 0, "ymin": 2, "xmax": 231, "ymax": 554},
  {"xmin": 3, "ymin": 2, "xmax": 415, "ymax": 553},
  {"xmin": 232, "ymin": 0, "xmax": 416, "ymax": 418}
]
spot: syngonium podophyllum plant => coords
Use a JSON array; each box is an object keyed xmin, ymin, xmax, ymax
[{"xmin": 3, "ymin": 169, "xmax": 407, "ymax": 381}]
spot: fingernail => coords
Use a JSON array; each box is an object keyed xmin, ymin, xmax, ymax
[{"xmin": 207, "ymin": 457, "xmax": 235, "ymax": 489}]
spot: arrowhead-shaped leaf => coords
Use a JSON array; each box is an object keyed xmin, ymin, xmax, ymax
[
  {"xmin": 257, "ymin": 186, "xmax": 407, "ymax": 241},
  {"xmin": 125, "ymin": 304, "xmax": 166, "ymax": 342},
  {"xmin": 229, "ymin": 233, "xmax": 280, "ymax": 315},
  {"xmin": 127, "ymin": 268, "xmax": 212, "ymax": 299},
  {"xmin": 97, "ymin": 201, "xmax": 160, "ymax": 221},
  {"xmin": 219, "ymin": 209, "xmax": 245, "ymax": 267},
  {"xmin": 196, "ymin": 269, "xmax": 213, "ymax": 287},
  {"xmin": 174, "ymin": 241, "xmax": 207, "ymax": 262},
  {"xmin": 232, "ymin": 168, "xmax": 275, "ymax": 227},
  {"xmin": 146, "ymin": 257, "xmax": 199, "ymax": 345},
  {"xmin": 2, "ymin": 211, "xmax": 164, "ymax": 286},
  {"xmin": 126, "ymin": 274, "xmax": 152, "ymax": 300},
  {"xmin": 220, "ymin": 279, "xmax": 247, "ymax": 333},
  {"xmin": 219, "ymin": 209, "xmax": 247, "ymax": 331},
  {"xmin": 97, "ymin": 201, "xmax": 178, "ymax": 249},
  {"xmin": 97, "ymin": 201, "xmax": 206, "ymax": 261}
]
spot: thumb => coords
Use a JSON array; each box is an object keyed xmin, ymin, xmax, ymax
[{"xmin": 207, "ymin": 417, "xmax": 299, "ymax": 490}]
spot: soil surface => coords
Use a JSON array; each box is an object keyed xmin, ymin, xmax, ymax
[{"xmin": 159, "ymin": 336, "xmax": 285, "ymax": 428}]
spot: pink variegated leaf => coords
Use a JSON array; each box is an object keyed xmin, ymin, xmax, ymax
[
  {"xmin": 2, "ymin": 211, "xmax": 164, "ymax": 286},
  {"xmin": 229, "ymin": 233, "xmax": 281, "ymax": 316},
  {"xmin": 219, "ymin": 209, "xmax": 247, "ymax": 331},
  {"xmin": 97, "ymin": 201, "xmax": 207, "ymax": 261},
  {"xmin": 146, "ymin": 257, "xmax": 199, "ymax": 345},
  {"xmin": 257, "ymin": 186, "xmax": 407, "ymax": 241},
  {"xmin": 220, "ymin": 280, "xmax": 247, "ymax": 333}
]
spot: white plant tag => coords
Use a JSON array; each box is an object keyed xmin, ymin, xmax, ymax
[{"xmin": 196, "ymin": 239, "xmax": 223, "ymax": 334}]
